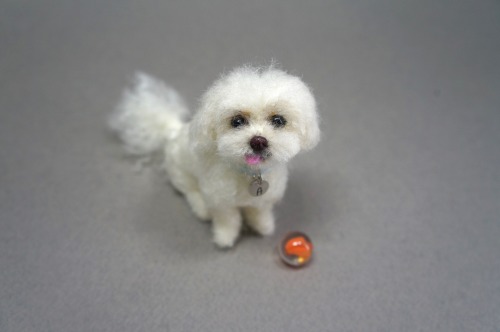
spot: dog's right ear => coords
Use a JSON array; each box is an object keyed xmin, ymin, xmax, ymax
[{"xmin": 188, "ymin": 107, "xmax": 218, "ymax": 155}]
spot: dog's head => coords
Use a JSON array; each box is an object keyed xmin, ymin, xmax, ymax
[{"xmin": 190, "ymin": 66, "xmax": 320, "ymax": 168}]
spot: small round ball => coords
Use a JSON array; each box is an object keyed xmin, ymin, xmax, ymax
[{"xmin": 279, "ymin": 232, "xmax": 313, "ymax": 267}]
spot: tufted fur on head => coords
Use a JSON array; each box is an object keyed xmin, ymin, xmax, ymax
[
  {"xmin": 110, "ymin": 65, "xmax": 320, "ymax": 248},
  {"xmin": 190, "ymin": 66, "xmax": 320, "ymax": 159}
]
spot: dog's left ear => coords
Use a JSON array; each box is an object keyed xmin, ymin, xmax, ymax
[
  {"xmin": 299, "ymin": 109, "xmax": 320, "ymax": 150},
  {"xmin": 283, "ymin": 74, "xmax": 320, "ymax": 151},
  {"xmin": 295, "ymin": 82, "xmax": 320, "ymax": 150}
]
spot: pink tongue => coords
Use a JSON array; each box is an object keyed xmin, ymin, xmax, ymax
[{"xmin": 245, "ymin": 154, "xmax": 262, "ymax": 165}]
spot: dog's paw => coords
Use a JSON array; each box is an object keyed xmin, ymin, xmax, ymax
[
  {"xmin": 250, "ymin": 216, "xmax": 275, "ymax": 236},
  {"xmin": 213, "ymin": 228, "xmax": 239, "ymax": 248}
]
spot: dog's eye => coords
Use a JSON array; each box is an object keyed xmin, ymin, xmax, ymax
[
  {"xmin": 230, "ymin": 115, "xmax": 248, "ymax": 128},
  {"xmin": 270, "ymin": 115, "xmax": 287, "ymax": 128}
]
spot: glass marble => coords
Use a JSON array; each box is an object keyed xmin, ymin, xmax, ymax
[{"xmin": 279, "ymin": 232, "xmax": 313, "ymax": 267}]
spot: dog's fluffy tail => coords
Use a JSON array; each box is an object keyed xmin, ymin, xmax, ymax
[{"xmin": 109, "ymin": 72, "xmax": 188, "ymax": 156}]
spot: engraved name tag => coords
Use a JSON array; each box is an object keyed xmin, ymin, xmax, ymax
[{"xmin": 249, "ymin": 178, "xmax": 269, "ymax": 197}]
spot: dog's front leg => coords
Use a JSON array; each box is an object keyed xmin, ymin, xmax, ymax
[
  {"xmin": 243, "ymin": 205, "xmax": 275, "ymax": 236},
  {"xmin": 211, "ymin": 207, "xmax": 242, "ymax": 248}
]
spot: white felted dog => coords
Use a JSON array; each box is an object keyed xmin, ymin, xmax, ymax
[{"xmin": 110, "ymin": 66, "xmax": 320, "ymax": 248}]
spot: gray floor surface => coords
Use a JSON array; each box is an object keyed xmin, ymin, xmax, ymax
[{"xmin": 1, "ymin": 1, "xmax": 499, "ymax": 331}]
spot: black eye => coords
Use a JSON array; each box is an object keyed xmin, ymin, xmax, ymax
[
  {"xmin": 230, "ymin": 115, "xmax": 248, "ymax": 128},
  {"xmin": 270, "ymin": 115, "xmax": 287, "ymax": 128}
]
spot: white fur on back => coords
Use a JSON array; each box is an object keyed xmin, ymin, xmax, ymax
[{"xmin": 109, "ymin": 72, "xmax": 189, "ymax": 155}]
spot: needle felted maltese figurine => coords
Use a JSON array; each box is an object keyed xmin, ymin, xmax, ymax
[{"xmin": 110, "ymin": 65, "xmax": 320, "ymax": 248}]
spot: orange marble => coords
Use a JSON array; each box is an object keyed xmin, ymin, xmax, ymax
[{"xmin": 279, "ymin": 232, "xmax": 313, "ymax": 267}]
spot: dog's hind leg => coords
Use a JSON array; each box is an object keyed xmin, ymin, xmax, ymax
[
  {"xmin": 166, "ymin": 160, "xmax": 209, "ymax": 221},
  {"xmin": 185, "ymin": 190, "xmax": 210, "ymax": 221}
]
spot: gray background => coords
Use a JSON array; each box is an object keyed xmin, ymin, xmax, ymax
[{"xmin": 1, "ymin": 0, "xmax": 499, "ymax": 331}]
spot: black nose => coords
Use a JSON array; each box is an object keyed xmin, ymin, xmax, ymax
[{"xmin": 250, "ymin": 136, "xmax": 268, "ymax": 152}]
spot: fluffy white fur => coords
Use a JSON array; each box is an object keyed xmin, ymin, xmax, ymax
[{"xmin": 110, "ymin": 66, "xmax": 320, "ymax": 248}]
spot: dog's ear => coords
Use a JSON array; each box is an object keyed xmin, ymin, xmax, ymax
[
  {"xmin": 293, "ymin": 83, "xmax": 320, "ymax": 151},
  {"xmin": 299, "ymin": 110, "xmax": 320, "ymax": 151},
  {"xmin": 280, "ymin": 73, "xmax": 320, "ymax": 151},
  {"xmin": 188, "ymin": 107, "xmax": 218, "ymax": 154}
]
